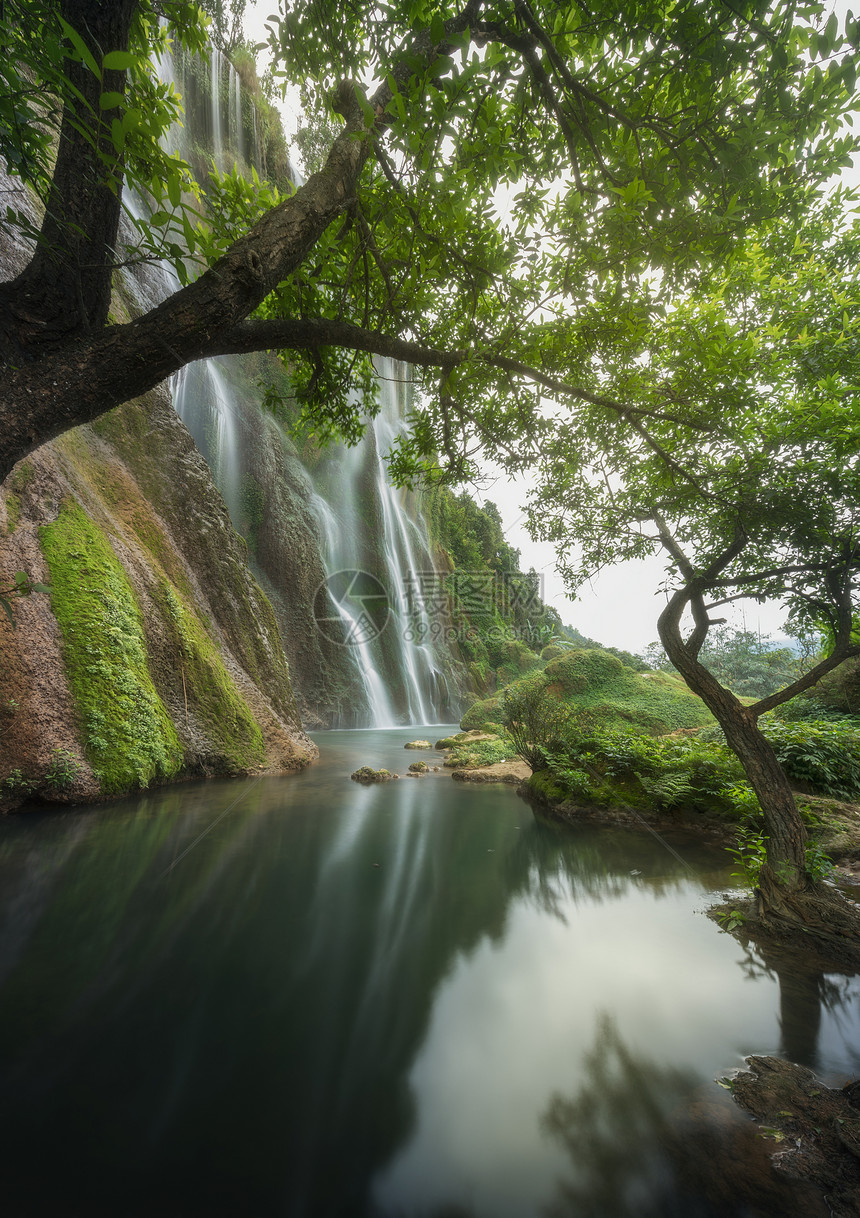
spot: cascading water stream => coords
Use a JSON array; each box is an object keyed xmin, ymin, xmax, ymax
[
  {"xmin": 137, "ymin": 38, "xmax": 455, "ymax": 726},
  {"xmin": 210, "ymin": 45, "xmax": 224, "ymax": 169}
]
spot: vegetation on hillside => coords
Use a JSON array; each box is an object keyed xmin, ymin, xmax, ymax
[{"xmin": 462, "ymin": 646, "xmax": 711, "ymax": 736}]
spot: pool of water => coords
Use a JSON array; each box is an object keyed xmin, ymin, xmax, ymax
[{"xmin": 0, "ymin": 728, "xmax": 857, "ymax": 1216}]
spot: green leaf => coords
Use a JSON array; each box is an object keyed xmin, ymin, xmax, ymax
[
  {"xmin": 102, "ymin": 50, "xmax": 137, "ymax": 72},
  {"xmin": 0, "ymin": 598, "xmax": 15, "ymax": 629},
  {"xmin": 58, "ymin": 17, "xmax": 101, "ymax": 78},
  {"xmin": 99, "ymin": 91, "xmax": 125, "ymax": 110},
  {"xmin": 167, "ymin": 172, "xmax": 182, "ymax": 208}
]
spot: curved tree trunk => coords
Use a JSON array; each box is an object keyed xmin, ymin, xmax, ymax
[{"xmin": 657, "ymin": 598, "xmax": 808, "ymax": 900}]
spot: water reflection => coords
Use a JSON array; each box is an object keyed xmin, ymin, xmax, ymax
[
  {"xmin": 540, "ymin": 1015, "xmax": 828, "ymax": 1218},
  {"xmin": 731, "ymin": 938, "xmax": 860, "ymax": 1075},
  {"xmin": 0, "ymin": 730, "xmax": 857, "ymax": 1216}
]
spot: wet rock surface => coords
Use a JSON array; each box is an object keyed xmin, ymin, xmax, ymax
[{"xmin": 730, "ymin": 1055, "xmax": 860, "ymax": 1217}]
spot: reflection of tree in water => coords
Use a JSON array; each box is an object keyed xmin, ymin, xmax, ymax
[
  {"xmin": 505, "ymin": 816, "xmax": 705, "ymax": 923},
  {"xmin": 735, "ymin": 938, "xmax": 859, "ymax": 1071},
  {"xmin": 540, "ymin": 1014, "xmax": 829, "ymax": 1218}
]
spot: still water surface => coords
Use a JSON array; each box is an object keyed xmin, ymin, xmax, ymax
[{"xmin": 0, "ymin": 728, "xmax": 858, "ymax": 1217}]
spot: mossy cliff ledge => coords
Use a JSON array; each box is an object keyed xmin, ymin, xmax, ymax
[{"xmin": 0, "ymin": 385, "xmax": 316, "ymax": 810}]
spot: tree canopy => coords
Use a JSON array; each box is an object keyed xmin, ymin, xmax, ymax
[{"xmin": 1, "ymin": 0, "xmax": 857, "ymax": 481}]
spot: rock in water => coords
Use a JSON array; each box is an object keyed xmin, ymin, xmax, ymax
[{"xmin": 350, "ymin": 766, "xmax": 393, "ymax": 784}]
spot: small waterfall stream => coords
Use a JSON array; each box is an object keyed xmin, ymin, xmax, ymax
[{"xmin": 137, "ymin": 39, "xmax": 456, "ymax": 726}]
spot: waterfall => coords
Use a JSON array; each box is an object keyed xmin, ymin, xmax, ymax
[
  {"xmin": 138, "ymin": 38, "xmax": 458, "ymax": 727},
  {"xmin": 210, "ymin": 46, "xmax": 224, "ymax": 169},
  {"xmin": 231, "ymin": 69, "xmax": 244, "ymax": 164}
]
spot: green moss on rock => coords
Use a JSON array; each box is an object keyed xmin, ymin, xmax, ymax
[
  {"xmin": 39, "ymin": 500, "xmax": 182, "ymax": 794},
  {"xmin": 3, "ymin": 491, "xmax": 20, "ymax": 534},
  {"xmin": 159, "ymin": 581, "xmax": 266, "ymax": 772}
]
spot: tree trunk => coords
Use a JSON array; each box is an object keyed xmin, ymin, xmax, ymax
[
  {"xmin": 0, "ymin": 0, "xmax": 138, "ymax": 354},
  {"xmin": 658, "ymin": 599, "xmax": 808, "ymax": 901}
]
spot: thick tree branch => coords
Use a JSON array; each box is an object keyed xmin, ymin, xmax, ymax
[{"xmin": 0, "ymin": 5, "xmax": 482, "ymax": 480}]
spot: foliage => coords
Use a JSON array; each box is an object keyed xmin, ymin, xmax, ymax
[
  {"xmin": 424, "ymin": 486, "xmax": 562, "ymax": 691},
  {"xmin": 0, "ymin": 1, "xmax": 211, "ymax": 280},
  {"xmin": 443, "ymin": 735, "xmax": 513, "ymax": 769},
  {"xmin": 198, "ymin": 0, "xmax": 247, "ymax": 54},
  {"xmin": 531, "ymin": 725, "xmax": 748, "ymax": 815},
  {"xmin": 760, "ymin": 718, "xmax": 860, "ymax": 800},
  {"xmin": 499, "ymin": 679, "xmax": 582, "ymax": 771},
  {"xmin": 463, "ymin": 647, "xmax": 712, "ymax": 735},
  {"xmin": 642, "ymin": 628, "xmax": 802, "ymax": 700},
  {"xmin": 43, "ymin": 747, "xmax": 84, "ymax": 792},
  {"xmin": 727, "ymin": 826, "xmax": 768, "ymax": 888},
  {"xmin": 39, "ymin": 499, "xmax": 183, "ymax": 794}
]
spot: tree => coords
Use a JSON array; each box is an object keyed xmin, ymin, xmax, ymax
[
  {"xmin": 1, "ymin": 0, "xmax": 857, "ymax": 487},
  {"xmin": 644, "ymin": 627, "xmax": 801, "ymax": 701},
  {"xmin": 520, "ymin": 197, "xmax": 860, "ymax": 945}
]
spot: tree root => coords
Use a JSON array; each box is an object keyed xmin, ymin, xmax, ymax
[{"xmin": 711, "ymin": 880, "xmax": 860, "ymax": 972}]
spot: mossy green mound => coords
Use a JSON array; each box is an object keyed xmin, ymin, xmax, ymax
[
  {"xmin": 461, "ymin": 648, "xmax": 712, "ymax": 736},
  {"xmin": 443, "ymin": 735, "xmax": 513, "ymax": 770},
  {"xmin": 40, "ymin": 500, "xmax": 182, "ymax": 794},
  {"xmin": 351, "ymin": 767, "xmax": 392, "ymax": 784}
]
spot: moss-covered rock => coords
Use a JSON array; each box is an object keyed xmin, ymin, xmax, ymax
[
  {"xmin": 407, "ymin": 761, "xmax": 429, "ymax": 773},
  {"xmin": 351, "ymin": 766, "xmax": 393, "ymax": 784},
  {"xmin": 39, "ymin": 500, "xmax": 183, "ymax": 795}
]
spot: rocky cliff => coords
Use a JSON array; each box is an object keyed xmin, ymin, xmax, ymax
[{"xmin": 0, "ymin": 380, "xmax": 317, "ymax": 810}]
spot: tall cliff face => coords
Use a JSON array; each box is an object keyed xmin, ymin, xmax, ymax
[{"xmin": 0, "ymin": 377, "xmax": 317, "ymax": 809}]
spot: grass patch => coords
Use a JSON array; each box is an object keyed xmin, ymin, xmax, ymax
[
  {"xmin": 443, "ymin": 735, "xmax": 513, "ymax": 769},
  {"xmin": 39, "ymin": 500, "xmax": 182, "ymax": 794}
]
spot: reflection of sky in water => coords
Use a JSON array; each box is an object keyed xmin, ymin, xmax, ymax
[
  {"xmin": 0, "ymin": 727, "xmax": 857, "ymax": 1218},
  {"xmin": 373, "ymin": 886, "xmax": 782, "ymax": 1218}
]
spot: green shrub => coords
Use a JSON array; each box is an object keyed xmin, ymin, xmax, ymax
[
  {"xmin": 44, "ymin": 747, "xmax": 84, "ymax": 792},
  {"xmin": 533, "ymin": 728, "xmax": 747, "ymax": 815},
  {"xmin": 500, "ymin": 680, "xmax": 581, "ymax": 770},
  {"xmin": 444, "ymin": 736, "xmax": 513, "ymax": 768},
  {"xmin": 760, "ymin": 717, "xmax": 860, "ymax": 799}
]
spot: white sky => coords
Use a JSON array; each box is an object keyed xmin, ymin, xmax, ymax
[{"xmin": 242, "ymin": 1, "xmax": 857, "ymax": 656}]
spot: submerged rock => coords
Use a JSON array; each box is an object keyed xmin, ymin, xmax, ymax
[{"xmin": 350, "ymin": 766, "xmax": 393, "ymax": 784}]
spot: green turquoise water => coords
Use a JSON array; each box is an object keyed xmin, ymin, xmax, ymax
[{"xmin": 0, "ymin": 728, "xmax": 857, "ymax": 1217}]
